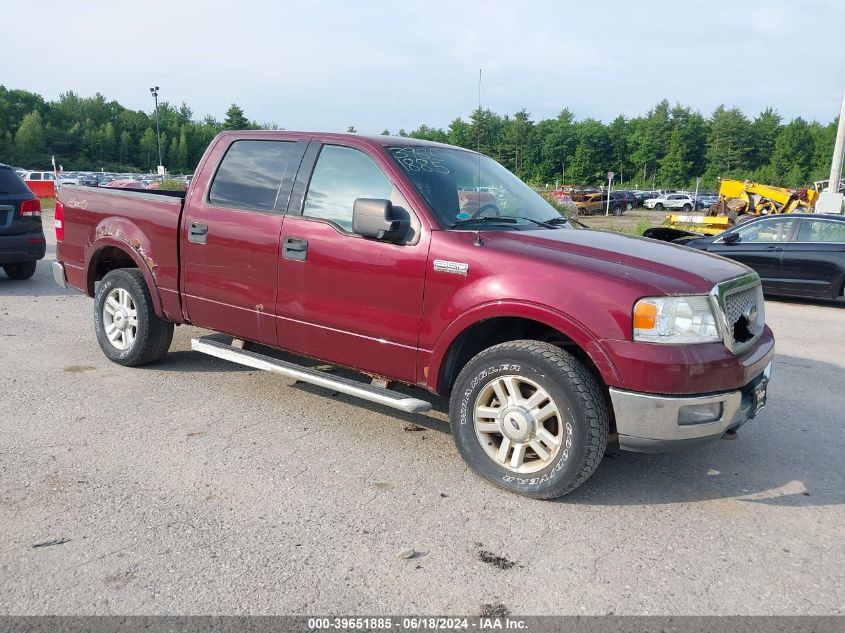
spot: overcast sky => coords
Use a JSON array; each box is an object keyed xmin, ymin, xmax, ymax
[{"xmin": 6, "ymin": 0, "xmax": 845, "ymax": 132}]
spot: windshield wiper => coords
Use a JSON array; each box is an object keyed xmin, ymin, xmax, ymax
[
  {"xmin": 542, "ymin": 216, "xmax": 570, "ymax": 225},
  {"xmin": 450, "ymin": 216, "xmax": 519, "ymax": 228}
]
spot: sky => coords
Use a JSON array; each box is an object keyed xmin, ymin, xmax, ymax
[{"xmin": 5, "ymin": 0, "xmax": 845, "ymax": 133}]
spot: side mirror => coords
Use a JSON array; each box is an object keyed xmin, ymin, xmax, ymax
[
  {"xmin": 352, "ymin": 198, "xmax": 405, "ymax": 241},
  {"xmin": 724, "ymin": 232, "xmax": 741, "ymax": 244}
]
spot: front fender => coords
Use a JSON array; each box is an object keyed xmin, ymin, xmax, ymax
[
  {"xmin": 426, "ymin": 300, "xmax": 623, "ymax": 392},
  {"xmin": 85, "ymin": 218, "xmax": 164, "ymax": 318}
]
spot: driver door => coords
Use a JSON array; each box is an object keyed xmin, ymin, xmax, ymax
[
  {"xmin": 275, "ymin": 142, "xmax": 430, "ymax": 383},
  {"xmin": 709, "ymin": 217, "xmax": 797, "ymax": 291}
]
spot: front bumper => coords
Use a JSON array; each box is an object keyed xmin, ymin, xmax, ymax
[{"xmin": 610, "ymin": 361, "xmax": 772, "ymax": 452}]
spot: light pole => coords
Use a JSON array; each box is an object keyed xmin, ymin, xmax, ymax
[{"xmin": 149, "ymin": 86, "xmax": 163, "ymax": 174}]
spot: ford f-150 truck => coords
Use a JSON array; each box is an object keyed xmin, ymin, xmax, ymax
[{"xmin": 53, "ymin": 131, "xmax": 774, "ymax": 499}]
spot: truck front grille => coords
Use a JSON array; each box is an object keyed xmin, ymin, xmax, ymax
[{"xmin": 713, "ymin": 276, "xmax": 765, "ymax": 353}]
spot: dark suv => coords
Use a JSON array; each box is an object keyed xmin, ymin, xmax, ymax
[{"xmin": 0, "ymin": 164, "xmax": 46, "ymax": 279}]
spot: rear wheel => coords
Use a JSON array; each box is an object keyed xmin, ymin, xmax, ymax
[
  {"xmin": 682, "ymin": 203, "xmax": 692, "ymax": 211},
  {"xmin": 612, "ymin": 206, "xmax": 623, "ymax": 216},
  {"xmin": 625, "ymin": 202, "xmax": 633, "ymax": 211},
  {"xmin": 449, "ymin": 340, "xmax": 608, "ymax": 499},
  {"xmin": 94, "ymin": 269, "xmax": 173, "ymax": 366},
  {"xmin": 3, "ymin": 261, "xmax": 37, "ymax": 280}
]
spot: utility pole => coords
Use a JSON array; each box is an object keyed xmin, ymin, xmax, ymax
[
  {"xmin": 828, "ymin": 89, "xmax": 845, "ymax": 192},
  {"xmin": 605, "ymin": 172, "xmax": 614, "ymax": 216},
  {"xmin": 150, "ymin": 86, "xmax": 163, "ymax": 175},
  {"xmin": 816, "ymin": 89, "xmax": 845, "ymax": 214}
]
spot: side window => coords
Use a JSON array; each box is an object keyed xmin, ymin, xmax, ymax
[
  {"xmin": 302, "ymin": 145, "xmax": 393, "ymax": 232},
  {"xmin": 735, "ymin": 218, "xmax": 795, "ymax": 243},
  {"xmin": 797, "ymin": 220, "xmax": 845, "ymax": 243},
  {"xmin": 208, "ymin": 140, "xmax": 294, "ymax": 212},
  {"xmin": 29, "ymin": 173, "xmax": 41, "ymax": 180}
]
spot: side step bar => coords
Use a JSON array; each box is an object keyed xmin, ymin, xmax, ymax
[{"xmin": 191, "ymin": 337, "xmax": 432, "ymax": 414}]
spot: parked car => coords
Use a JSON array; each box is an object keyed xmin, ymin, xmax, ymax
[
  {"xmin": 104, "ymin": 180, "xmax": 148, "ymax": 189},
  {"xmin": 644, "ymin": 193, "xmax": 696, "ymax": 211},
  {"xmin": 19, "ymin": 170, "xmax": 56, "ymax": 182},
  {"xmin": 634, "ymin": 191, "xmax": 660, "ymax": 205},
  {"xmin": 0, "ymin": 163, "xmax": 46, "ymax": 279},
  {"xmin": 616, "ymin": 191, "xmax": 637, "ymax": 210},
  {"xmin": 54, "ymin": 131, "xmax": 774, "ymax": 499},
  {"xmin": 78, "ymin": 174, "xmax": 100, "ymax": 187},
  {"xmin": 57, "ymin": 173, "xmax": 80, "ymax": 186},
  {"xmin": 575, "ymin": 192, "xmax": 625, "ymax": 216},
  {"xmin": 650, "ymin": 214, "xmax": 845, "ymax": 300}
]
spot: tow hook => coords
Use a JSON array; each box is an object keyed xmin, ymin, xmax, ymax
[{"xmin": 722, "ymin": 429, "xmax": 738, "ymax": 440}]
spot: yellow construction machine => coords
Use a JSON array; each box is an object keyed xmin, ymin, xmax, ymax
[{"xmin": 664, "ymin": 179, "xmax": 819, "ymax": 236}]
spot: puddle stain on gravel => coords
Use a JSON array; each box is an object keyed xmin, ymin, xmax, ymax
[
  {"xmin": 103, "ymin": 569, "xmax": 136, "ymax": 588},
  {"xmin": 479, "ymin": 603, "xmax": 511, "ymax": 617},
  {"xmin": 63, "ymin": 365, "xmax": 96, "ymax": 373},
  {"xmin": 477, "ymin": 548, "xmax": 518, "ymax": 570}
]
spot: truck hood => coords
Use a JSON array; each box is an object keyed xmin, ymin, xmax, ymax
[{"xmin": 484, "ymin": 228, "xmax": 751, "ymax": 294}]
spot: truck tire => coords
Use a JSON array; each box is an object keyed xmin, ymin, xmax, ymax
[
  {"xmin": 93, "ymin": 269, "xmax": 173, "ymax": 366},
  {"xmin": 449, "ymin": 340, "xmax": 608, "ymax": 499},
  {"xmin": 3, "ymin": 261, "xmax": 37, "ymax": 280}
]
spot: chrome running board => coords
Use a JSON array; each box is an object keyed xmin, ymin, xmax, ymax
[{"xmin": 191, "ymin": 337, "xmax": 432, "ymax": 414}]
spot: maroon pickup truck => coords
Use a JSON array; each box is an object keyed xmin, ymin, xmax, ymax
[{"xmin": 54, "ymin": 131, "xmax": 774, "ymax": 499}]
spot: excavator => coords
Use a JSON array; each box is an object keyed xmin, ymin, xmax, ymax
[{"xmin": 655, "ymin": 179, "xmax": 820, "ymax": 238}]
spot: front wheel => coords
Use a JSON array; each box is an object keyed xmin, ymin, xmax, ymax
[
  {"xmin": 612, "ymin": 206, "xmax": 623, "ymax": 216},
  {"xmin": 654, "ymin": 203, "xmax": 664, "ymax": 211},
  {"xmin": 449, "ymin": 340, "xmax": 608, "ymax": 499},
  {"xmin": 94, "ymin": 268, "xmax": 174, "ymax": 366},
  {"xmin": 3, "ymin": 261, "xmax": 37, "ymax": 280}
]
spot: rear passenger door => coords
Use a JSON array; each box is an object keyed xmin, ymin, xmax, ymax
[
  {"xmin": 180, "ymin": 137, "xmax": 307, "ymax": 345},
  {"xmin": 781, "ymin": 218, "xmax": 845, "ymax": 297}
]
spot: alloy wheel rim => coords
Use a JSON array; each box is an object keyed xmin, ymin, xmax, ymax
[
  {"xmin": 102, "ymin": 287, "xmax": 138, "ymax": 351},
  {"xmin": 473, "ymin": 375, "xmax": 567, "ymax": 474}
]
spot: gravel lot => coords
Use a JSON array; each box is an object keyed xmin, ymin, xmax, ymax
[{"xmin": 0, "ymin": 212, "xmax": 843, "ymax": 615}]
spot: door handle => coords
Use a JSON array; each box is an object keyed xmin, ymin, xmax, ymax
[
  {"xmin": 188, "ymin": 221, "xmax": 208, "ymax": 244},
  {"xmin": 763, "ymin": 246, "xmax": 783, "ymax": 252},
  {"xmin": 283, "ymin": 237, "xmax": 308, "ymax": 261}
]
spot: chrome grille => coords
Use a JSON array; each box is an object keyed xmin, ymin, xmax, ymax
[{"xmin": 712, "ymin": 275, "xmax": 765, "ymax": 353}]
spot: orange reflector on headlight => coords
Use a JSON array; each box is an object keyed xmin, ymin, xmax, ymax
[{"xmin": 633, "ymin": 302, "xmax": 657, "ymax": 330}]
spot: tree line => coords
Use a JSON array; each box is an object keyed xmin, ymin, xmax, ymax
[{"xmin": 0, "ymin": 85, "xmax": 837, "ymax": 189}]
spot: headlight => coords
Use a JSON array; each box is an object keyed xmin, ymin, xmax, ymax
[{"xmin": 633, "ymin": 296, "xmax": 720, "ymax": 344}]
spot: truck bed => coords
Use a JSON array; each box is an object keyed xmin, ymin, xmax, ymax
[{"xmin": 57, "ymin": 185, "xmax": 185, "ymax": 319}]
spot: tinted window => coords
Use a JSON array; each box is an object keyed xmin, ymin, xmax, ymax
[
  {"xmin": 797, "ymin": 219, "xmax": 845, "ymax": 243},
  {"xmin": 0, "ymin": 167, "xmax": 31, "ymax": 195},
  {"xmin": 208, "ymin": 140, "xmax": 294, "ymax": 212},
  {"xmin": 734, "ymin": 218, "xmax": 795, "ymax": 243},
  {"xmin": 303, "ymin": 145, "xmax": 393, "ymax": 231},
  {"xmin": 29, "ymin": 173, "xmax": 42, "ymax": 180}
]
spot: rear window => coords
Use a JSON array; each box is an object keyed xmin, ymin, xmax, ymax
[
  {"xmin": 208, "ymin": 140, "xmax": 295, "ymax": 212},
  {"xmin": 0, "ymin": 167, "xmax": 32, "ymax": 196}
]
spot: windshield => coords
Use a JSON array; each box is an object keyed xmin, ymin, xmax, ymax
[{"xmin": 385, "ymin": 145, "xmax": 570, "ymax": 230}]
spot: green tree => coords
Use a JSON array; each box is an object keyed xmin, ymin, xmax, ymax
[
  {"xmin": 705, "ymin": 105, "xmax": 753, "ymax": 180},
  {"xmin": 750, "ymin": 108, "xmax": 782, "ymax": 169},
  {"xmin": 223, "ymin": 104, "xmax": 250, "ymax": 130},
  {"xmin": 770, "ymin": 118, "xmax": 814, "ymax": 185},
  {"xmin": 139, "ymin": 128, "xmax": 157, "ymax": 170},
  {"xmin": 13, "ymin": 110, "xmax": 46, "ymax": 166}
]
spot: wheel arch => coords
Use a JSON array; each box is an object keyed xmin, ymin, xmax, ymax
[
  {"xmin": 86, "ymin": 237, "xmax": 164, "ymax": 317},
  {"xmin": 428, "ymin": 303, "xmax": 622, "ymax": 397}
]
